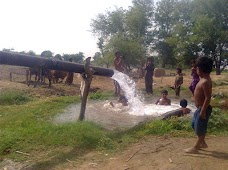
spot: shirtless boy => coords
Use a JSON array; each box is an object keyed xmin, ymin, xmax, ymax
[
  {"xmin": 185, "ymin": 56, "xmax": 213, "ymax": 154},
  {"xmin": 155, "ymin": 90, "xmax": 171, "ymax": 105},
  {"xmin": 113, "ymin": 52, "xmax": 127, "ymax": 95},
  {"xmin": 162, "ymin": 99, "xmax": 191, "ymax": 120}
]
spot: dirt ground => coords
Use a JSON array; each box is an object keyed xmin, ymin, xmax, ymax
[
  {"xmin": 76, "ymin": 136, "xmax": 228, "ymax": 170},
  {"xmin": 0, "ymin": 65, "xmax": 228, "ymax": 170}
]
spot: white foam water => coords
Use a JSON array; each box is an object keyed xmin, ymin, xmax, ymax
[
  {"xmin": 111, "ymin": 70, "xmax": 195, "ymax": 116},
  {"xmin": 111, "ymin": 70, "xmax": 145, "ymax": 116}
]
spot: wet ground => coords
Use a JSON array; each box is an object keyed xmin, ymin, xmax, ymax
[{"xmin": 53, "ymin": 98, "xmax": 196, "ymax": 130}]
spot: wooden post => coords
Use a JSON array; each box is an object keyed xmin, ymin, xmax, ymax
[
  {"xmin": 10, "ymin": 72, "xmax": 12, "ymax": 81},
  {"xmin": 78, "ymin": 57, "xmax": 93, "ymax": 121},
  {"xmin": 26, "ymin": 70, "xmax": 29, "ymax": 85}
]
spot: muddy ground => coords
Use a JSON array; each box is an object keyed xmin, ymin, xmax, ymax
[{"xmin": 0, "ymin": 65, "xmax": 228, "ymax": 170}]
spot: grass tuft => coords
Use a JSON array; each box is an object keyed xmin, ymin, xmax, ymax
[{"xmin": 0, "ymin": 90, "xmax": 32, "ymax": 105}]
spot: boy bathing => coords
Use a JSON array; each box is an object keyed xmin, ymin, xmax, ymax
[
  {"xmin": 155, "ymin": 90, "xmax": 171, "ymax": 105},
  {"xmin": 185, "ymin": 56, "xmax": 213, "ymax": 154},
  {"xmin": 162, "ymin": 99, "xmax": 191, "ymax": 120}
]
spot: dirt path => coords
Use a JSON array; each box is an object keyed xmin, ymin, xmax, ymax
[{"xmin": 76, "ymin": 136, "xmax": 228, "ymax": 170}]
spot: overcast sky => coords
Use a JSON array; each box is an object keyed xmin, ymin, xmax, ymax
[{"xmin": 0, "ymin": 0, "xmax": 132, "ymax": 56}]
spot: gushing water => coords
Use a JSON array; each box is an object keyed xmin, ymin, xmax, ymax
[
  {"xmin": 111, "ymin": 70, "xmax": 145, "ymax": 115},
  {"xmin": 111, "ymin": 70, "xmax": 195, "ymax": 116}
]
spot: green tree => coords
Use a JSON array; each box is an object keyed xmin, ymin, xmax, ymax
[
  {"xmin": 191, "ymin": 0, "xmax": 228, "ymax": 74},
  {"xmin": 54, "ymin": 54, "xmax": 62, "ymax": 60},
  {"xmin": 153, "ymin": 0, "xmax": 178, "ymax": 67},
  {"xmin": 27, "ymin": 50, "xmax": 36, "ymax": 56},
  {"xmin": 91, "ymin": 1, "xmax": 154, "ymax": 68},
  {"xmin": 166, "ymin": 0, "xmax": 200, "ymax": 67},
  {"xmin": 41, "ymin": 50, "xmax": 53, "ymax": 58},
  {"xmin": 106, "ymin": 33, "xmax": 144, "ymax": 69},
  {"xmin": 91, "ymin": 7, "xmax": 126, "ymax": 38},
  {"xmin": 62, "ymin": 52, "xmax": 85, "ymax": 63},
  {"xmin": 125, "ymin": 0, "xmax": 154, "ymax": 65}
]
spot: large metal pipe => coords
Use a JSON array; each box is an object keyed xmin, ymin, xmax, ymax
[{"xmin": 0, "ymin": 51, "xmax": 114, "ymax": 77}]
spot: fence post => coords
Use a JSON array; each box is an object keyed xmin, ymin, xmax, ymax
[
  {"xmin": 26, "ymin": 70, "xmax": 29, "ymax": 85},
  {"xmin": 10, "ymin": 72, "xmax": 12, "ymax": 81}
]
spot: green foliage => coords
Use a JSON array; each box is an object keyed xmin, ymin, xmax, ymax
[
  {"xmin": 62, "ymin": 52, "xmax": 85, "ymax": 63},
  {"xmin": 40, "ymin": 50, "xmax": 53, "ymax": 58},
  {"xmin": 107, "ymin": 34, "xmax": 144, "ymax": 67},
  {"xmin": 0, "ymin": 90, "xmax": 32, "ymax": 105},
  {"xmin": 89, "ymin": 92, "xmax": 103, "ymax": 100},
  {"xmin": 98, "ymin": 135, "xmax": 115, "ymax": 150},
  {"xmin": 91, "ymin": 1, "xmax": 154, "ymax": 68},
  {"xmin": 138, "ymin": 118, "xmax": 192, "ymax": 135},
  {"xmin": 208, "ymin": 108, "xmax": 228, "ymax": 133}
]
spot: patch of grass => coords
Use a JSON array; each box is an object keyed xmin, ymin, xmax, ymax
[
  {"xmin": 89, "ymin": 91, "xmax": 114, "ymax": 100},
  {"xmin": 134, "ymin": 118, "xmax": 192, "ymax": 136},
  {"xmin": 0, "ymin": 90, "xmax": 32, "ymax": 105},
  {"xmin": 0, "ymin": 95, "xmax": 106, "ymax": 159},
  {"xmin": 0, "ymin": 91, "xmax": 227, "ymax": 163},
  {"xmin": 208, "ymin": 108, "xmax": 228, "ymax": 134}
]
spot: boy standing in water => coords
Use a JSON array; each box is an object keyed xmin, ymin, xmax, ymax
[{"xmin": 185, "ymin": 56, "xmax": 213, "ymax": 154}]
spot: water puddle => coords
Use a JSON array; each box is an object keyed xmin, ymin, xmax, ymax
[{"xmin": 53, "ymin": 71, "xmax": 196, "ymax": 130}]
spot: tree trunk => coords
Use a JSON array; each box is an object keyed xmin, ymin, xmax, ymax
[{"xmin": 215, "ymin": 67, "xmax": 221, "ymax": 75}]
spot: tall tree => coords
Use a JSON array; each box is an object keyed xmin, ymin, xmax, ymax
[
  {"xmin": 90, "ymin": 1, "xmax": 154, "ymax": 68},
  {"xmin": 125, "ymin": 0, "xmax": 154, "ymax": 62},
  {"xmin": 153, "ymin": 0, "xmax": 178, "ymax": 67},
  {"xmin": 191, "ymin": 0, "xmax": 228, "ymax": 74},
  {"xmin": 90, "ymin": 7, "xmax": 126, "ymax": 39},
  {"xmin": 166, "ymin": 0, "xmax": 200, "ymax": 67}
]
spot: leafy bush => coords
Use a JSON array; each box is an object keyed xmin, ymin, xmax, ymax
[
  {"xmin": 208, "ymin": 107, "xmax": 228, "ymax": 132},
  {"xmin": 0, "ymin": 90, "xmax": 32, "ymax": 105},
  {"xmin": 90, "ymin": 92, "xmax": 103, "ymax": 100},
  {"xmin": 98, "ymin": 135, "xmax": 115, "ymax": 150}
]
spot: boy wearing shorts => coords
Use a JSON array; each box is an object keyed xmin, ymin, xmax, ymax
[{"xmin": 185, "ymin": 56, "xmax": 213, "ymax": 154}]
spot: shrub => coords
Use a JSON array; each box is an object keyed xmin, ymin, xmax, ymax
[
  {"xmin": 0, "ymin": 90, "xmax": 32, "ymax": 105},
  {"xmin": 208, "ymin": 107, "xmax": 228, "ymax": 132}
]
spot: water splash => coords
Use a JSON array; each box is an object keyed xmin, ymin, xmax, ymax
[{"xmin": 111, "ymin": 70, "xmax": 145, "ymax": 116}]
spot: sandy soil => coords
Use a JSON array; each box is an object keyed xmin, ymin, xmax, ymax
[
  {"xmin": 0, "ymin": 65, "xmax": 228, "ymax": 170},
  {"xmin": 76, "ymin": 136, "xmax": 228, "ymax": 170}
]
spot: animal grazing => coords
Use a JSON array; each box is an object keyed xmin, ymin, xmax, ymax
[
  {"xmin": 51, "ymin": 70, "xmax": 68, "ymax": 83},
  {"xmin": 27, "ymin": 67, "xmax": 52, "ymax": 88}
]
